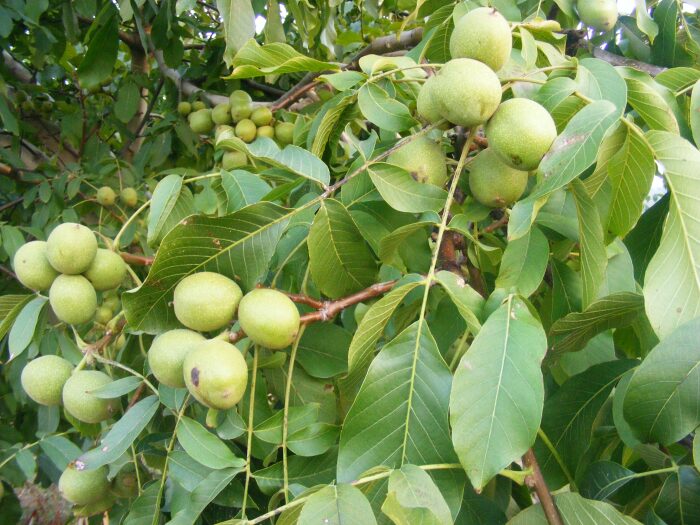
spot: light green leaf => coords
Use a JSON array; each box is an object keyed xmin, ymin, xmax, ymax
[
  {"xmin": 309, "ymin": 92, "xmax": 357, "ymax": 157},
  {"xmin": 571, "ymin": 180, "xmax": 607, "ymax": 308},
  {"xmin": 358, "ymin": 84, "xmax": 417, "ymax": 132},
  {"xmin": 435, "ymin": 270, "xmax": 484, "ymax": 333},
  {"xmin": 177, "ymin": 416, "xmax": 246, "ymax": 470},
  {"xmin": 534, "ymin": 76, "xmax": 577, "ymax": 112},
  {"xmin": 78, "ymin": 396, "xmax": 159, "ymax": 469},
  {"xmin": 319, "ymin": 71, "xmax": 366, "ymax": 91},
  {"xmin": 450, "ymin": 296, "xmax": 547, "ymax": 490},
  {"xmin": 287, "ymin": 423, "xmax": 339, "ymax": 457},
  {"xmin": 337, "ymin": 321, "xmax": 456, "ymax": 483},
  {"xmin": 549, "ymin": 292, "xmax": 645, "ymax": 356},
  {"xmin": 124, "ymin": 202, "xmax": 291, "ymax": 333},
  {"xmin": 635, "ymin": 0, "xmax": 659, "ymax": 43},
  {"xmin": 507, "ymin": 492, "xmax": 642, "ymax": 524},
  {"xmin": 123, "ymin": 482, "xmax": 162, "ymax": 525},
  {"xmin": 9, "ymin": 297, "xmax": 47, "ymax": 359},
  {"xmin": 220, "ymin": 170, "xmax": 272, "ymax": 213},
  {"xmin": 576, "ymin": 58, "xmax": 627, "ymax": 115},
  {"xmin": 623, "ymin": 317, "xmax": 700, "ymax": 445},
  {"xmin": 496, "ymin": 226, "xmax": 549, "ymax": 297},
  {"xmin": 39, "ymin": 435, "xmax": 82, "ymax": 471},
  {"xmin": 620, "ymin": 69, "xmax": 679, "ymax": 133},
  {"xmin": 367, "ymin": 163, "xmax": 448, "ymax": 213},
  {"xmin": 643, "ymin": 131, "xmax": 700, "ymax": 338},
  {"xmin": 226, "ymin": 39, "xmax": 339, "ymax": 79},
  {"xmin": 298, "ymin": 483, "xmax": 376, "ymax": 525},
  {"xmin": 253, "ymin": 449, "xmax": 337, "ymax": 496},
  {"xmin": 656, "ymin": 67, "xmax": 700, "ymax": 92},
  {"xmin": 381, "ymin": 464, "xmax": 452, "ymax": 525},
  {"xmin": 147, "ymin": 174, "xmax": 189, "ymax": 248},
  {"xmin": 88, "ymin": 376, "xmax": 142, "ymax": 398},
  {"xmin": 217, "ymin": 0, "xmax": 255, "ymax": 68},
  {"xmin": 263, "ymin": 0, "xmax": 285, "ymax": 44},
  {"xmin": 254, "ymin": 404, "xmax": 319, "ymax": 445},
  {"xmin": 0, "ymin": 295, "xmax": 33, "ymax": 342},
  {"xmin": 690, "ymin": 80, "xmax": 700, "ymax": 147},
  {"xmin": 308, "ymin": 199, "xmax": 378, "ymax": 299}
]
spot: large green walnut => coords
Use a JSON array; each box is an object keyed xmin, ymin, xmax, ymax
[
  {"xmin": 120, "ymin": 187, "xmax": 138, "ymax": 207},
  {"xmin": 238, "ymin": 289, "xmax": 300, "ymax": 350},
  {"xmin": 468, "ymin": 148, "xmax": 528, "ymax": 208},
  {"xmin": 229, "ymin": 89, "xmax": 252, "ymax": 106},
  {"xmin": 96, "ymin": 186, "xmax": 116, "ymax": 206},
  {"xmin": 21, "ymin": 355, "xmax": 73, "ymax": 406},
  {"xmin": 212, "ymin": 102, "xmax": 232, "ymax": 125},
  {"xmin": 251, "ymin": 107, "xmax": 273, "ymax": 126},
  {"xmin": 257, "ymin": 125, "xmax": 275, "ymax": 139},
  {"xmin": 58, "ymin": 464, "xmax": 110, "ymax": 505},
  {"xmin": 148, "ymin": 329, "xmax": 206, "ymax": 388},
  {"xmin": 84, "ymin": 248, "xmax": 127, "ymax": 291},
  {"xmin": 46, "ymin": 222, "xmax": 97, "ymax": 274},
  {"xmin": 577, "ymin": 0, "xmax": 618, "ymax": 32},
  {"xmin": 183, "ymin": 339, "xmax": 248, "ymax": 409},
  {"xmin": 13, "ymin": 241, "xmax": 58, "ymax": 291},
  {"xmin": 274, "ymin": 122, "xmax": 294, "ymax": 145},
  {"xmin": 49, "ymin": 275, "xmax": 97, "ymax": 325},
  {"xmin": 231, "ymin": 102, "xmax": 252, "ymax": 122},
  {"xmin": 177, "ymin": 101, "xmax": 192, "ymax": 116},
  {"xmin": 416, "ymin": 76, "xmax": 442, "ymax": 125},
  {"xmin": 173, "ymin": 272, "xmax": 243, "ymax": 332},
  {"xmin": 486, "ymin": 98, "xmax": 557, "ymax": 171},
  {"xmin": 189, "ymin": 109, "xmax": 214, "ymax": 134},
  {"xmin": 235, "ymin": 119, "xmax": 257, "ymax": 143},
  {"xmin": 222, "ymin": 151, "xmax": 248, "ymax": 170},
  {"xmin": 450, "ymin": 7, "xmax": 512, "ymax": 71},
  {"xmin": 62, "ymin": 370, "xmax": 118, "ymax": 423},
  {"xmin": 387, "ymin": 137, "xmax": 447, "ymax": 187},
  {"xmin": 433, "ymin": 58, "xmax": 502, "ymax": 127}
]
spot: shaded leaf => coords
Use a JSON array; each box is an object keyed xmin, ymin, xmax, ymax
[
  {"xmin": 177, "ymin": 416, "xmax": 246, "ymax": 470},
  {"xmin": 654, "ymin": 467, "xmax": 700, "ymax": 525},
  {"xmin": 508, "ymin": 491, "xmax": 641, "ymax": 524},
  {"xmin": 580, "ymin": 461, "xmax": 637, "ymax": 500},
  {"xmin": 358, "ymin": 84, "xmax": 417, "ymax": 132},
  {"xmin": 382, "ymin": 464, "xmax": 452, "ymax": 525},
  {"xmin": 496, "ymin": 226, "xmax": 549, "ymax": 297},
  {"xmin": 298, "ymin": 483, "xmax": 377, "ymax": 525},
  {"xmin": 217, "ymin": 0, "xmax": 255, "ymax": 68}
]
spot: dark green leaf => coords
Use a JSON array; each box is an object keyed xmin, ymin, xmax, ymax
[
  {"xmin": 298, "ymin": 483, "xmax": 376, "ymax": 525},
  {"xmin": 177, "ymin": 416, "xmax": 246, "ymax": 469}
]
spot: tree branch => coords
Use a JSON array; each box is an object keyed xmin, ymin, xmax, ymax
[
  {"xmin": 523, "ymin": 448, "xmax": 564, "ymax": 525},
  {"xmin": 120, "ymin": 252, "xmax": 154, "ymax": 266},
  {"xmin": 153, "ymin": 50, "xmax": 229, "ymax": 106},
  {"xmin": 2, "ymin": 51, "xmax": 32, "ymax": 83},
  {"xmin": 591, "ymin": 48, "xmax": 666, "ymax": 76}
]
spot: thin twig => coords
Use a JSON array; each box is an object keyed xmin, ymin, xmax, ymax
[
  {"xmin": 523, "ymin": 448, "xmax": 564, "ymax": 525},
  {"xmin": 119, "ymin": 252, "xmax": 154, "ymax": 266}
]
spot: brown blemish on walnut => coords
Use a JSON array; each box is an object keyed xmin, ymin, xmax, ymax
[{"xmin": 191, "ymin": 367, "xmax": 200, "ymax": 387}]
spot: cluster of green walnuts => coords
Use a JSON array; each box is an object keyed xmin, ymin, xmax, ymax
[{"xmin": 180, "ymin": 90, "xmax": 295, "ymax": 170}]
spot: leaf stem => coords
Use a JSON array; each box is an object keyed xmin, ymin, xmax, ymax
[
  {"xmin": 92, "ymin": 354, "xmax": 159, "ymax": 396},
  {"xmin": 536, "ymin": 428, "xmax": 575, "ymax": 485},
  {"xmin": 241, "ymin": 346, "xmax": 259, "ymax": 519},
  {"xmin": 113, "ymin": 199, "xmax": 151, "ymax": 249},
  {"xmin": 282, "ymin": 324, "xmax": 307, "ymax": 504}
]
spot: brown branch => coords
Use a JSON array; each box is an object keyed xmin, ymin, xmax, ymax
[
  {"xmin": 0, "ymin": 197, "xmax": 23, "ymax": 214},
  {"xmin": 591, "ymin": 48, "xmax": 666, "ymax": 77},
  {"xmin": 85, "ymin": 319, "xmax": 127, "ymax": 355},
  {"xmin": 438, "ymin": 231, "xmax": 464, "ymax": 274},
  {"xmin": 281, "ymin": 292, "xmax": 325, "ymax": 309},
  {"xmin": 523, "ymin": 449, "xmax": 564, "ymax": 525},
  {"xmin": 482, "ymin": 214, "xmax": 509, "ymax": 234},
  {"xmin": 127, "ymin": 383, "xmax": 146, "ymax": 410},
  {"xmin": 119, "ymin": 252, "xmax": 154, "ymax": 266},
  {"xmin": 0, "ymin": 265, "xmax": 18, "ymax": 281},
  {"xmin": 270, "ymin": 74, "xmax": 319, "ymax": 111}
]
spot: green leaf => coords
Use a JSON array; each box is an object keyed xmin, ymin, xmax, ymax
[
  {"xmin": 337, "ymin": 321, "xmax": 456, "ymax": 483},
  {"xmin": 147, "ymin": 174, "xmax": 190, "ymax": 248},
  {"xmin": 216, "ymin": 408, "xmax": 247, "ymax": 440},
  {"xmin": 166, "ymin": 466, "xmax": 244, "ymax": 525},
  {"xmin": 253, "ymin": 449, "xmax": 337, "ymax": 496},
  {"xmin": 8, "ymin": 297, "xmax": 47, "ymax": 359},
  {"xmin": 220, "ymin": 170, "xmax": 272, "ymax": 213},
  {"xmin": 115, "ymin": 81, "xmax": 141, "ymax": 123},
  {"xmin": 0, "ymin": 95, "xmax": 19, "ymax": 135},
  {"xmin": 534, "ymin": 77, "xmax": 577, "ymax": 112},
  {"xmin": 124, "ymin": 202, "xmax": 291, "ymax": 333},
  {"xmin": 623, "ymin": 317, "xmax": 700, "ymax": 445},
  {"xmin": 297, "ymin": 323, "xmax": 351, "ymax": 379},
  {"xmin": 450, "ymin": 296, "xmax": 547, "ymax": 490},
  {"xmin": 535, "ymin": 360, "xmax": 637, "ymax": 489},
  {"xmin": 579, "ymin": 461, "xmax": 637, "ymax": 501},
  {"xmin": 77, "ymin": 4, "xmax": 119, "ymax": 87},
  {"xmin": 298, "ymin": 483, "xmax": 376, "ymax": 525},
  {"xmin": 226, "ymin": 39, "xmax": 339, "ymax": 79},
  {"xmin": 358, "ymin": 84, "xmax": 417, "ymax": 132},
  {"xmin": 0, "ymin": 295, "xmax": 33, "ymax": 341},
  {"xmin": 123, "ymin": 482, "xmax": 162, "ymax": 525},
  {"xmin": 319, "ymin": 71, "xmax": 366, "ymax": 91},
  {"xmin": 287, "ymin": 423, "xmax": 339, "ymax": 457},
  {"xmin": 576, "ymin": 58, "xmax": 628, "ymax": 115},
  {"xmin": 620, "ymin": 69, "xmax": 679, "ymax": 133},
  {"xmin": 508, "ymin": 492, "xmax": 642, "ymax": 524},
  {"xmin": 308, "ymin": 199, "xmax": 378, "ymax": 299},
  {"xmin": 367, "ymin": 163, "xmax": 448, "ymax": 213},
  {"xmin": 496, "ymin": 226, "xmax": 549, "ymax": 297},
  {"xmin": 254, "ymin": 404, "xmax": 319, "ymax": 445},
  {"xmin": 381, "ymin": 465, "xmax": 452, "ymax": 525},
  {"xmin": 88, "ymin": 376, "xmax": 142, "ymax": 398},
  {"xmin": 78, "ymin": 396, "xmax": 159, "ymax": 470},
  {"xmin": 177, "ymin": 416, "xmax": 246, "ymax": 470},
  {"xmin": 509, "ymin": 101, "xmax": 619, "ymax": 240},
  {"xmin": 571, "ymin": 180, "xmax": 607, "ymax": 308},
  {"xmin": 656, "ymin": 67, "xmax": 700, "ymax": 92},
  {"xmin": 435, "ymin": 270, "xmax": 484, "ymax": 334},
  {"xmin": 39, "ymin": 435, "xmax": 82, "ymax": 471},
  {"xmin": 263, "ymin": 0, "xmax": 285, "ymax": 44},
  {"xmin": 652, "ymin": 0, "xmax": 692, "ymax": 68},
  {"xmin": 216, "ymin": 0, "xmax": 255, "ymax": 68},
  {"xmin": 379, "ymin": 219, "xmax": 437, "ymax": 271},
  {"xmin": 654, "ymin": 467, "xmax": 700, "ymax": 525},
  {"xmin": 340, "ymin": 280, "xmax": 424, "ymax": 403},
  {"xmin": 643, "ymin": 132, "xmax": 700, "ymax": 338},
  {"xmin": 635, "ymin": 0, "xmax": 658, "ymax": 43},
  {"xmin": 308, "ymin": 92, "xmax": 357, "ymax": 158},
  {"xmin": 690, "ymin": 80, "xmax": 700, "ymax": 147},
  {"xmin": 549, "ymin": 292, "xmax": 645, "ymax": 356}
]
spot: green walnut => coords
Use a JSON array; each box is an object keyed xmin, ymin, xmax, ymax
[
  {"xmin": 468, "ymin": 148, "xmax": 528, "ymax": 208},
  {"xmin": 235, "ymin": 119, "xmax": 257, "ymax": 143},
  {"xmin": 13, "ymin": 241, "xmax": 59, "ymax": 291},
  {"xmin": 59, "ymin": 464, "xmax": 110, "ymax": 505},
  {"xmin": 274, "ymin": 122, "xmax": 294, "ymax": 145},
  {"xmin": 238, "ymin": 289, "xmax": 300, "ymax": 350},
  {"xmin": 21, "ymin": 355, "xmax": 73, "ymax": 406},
  {"xmin": 84, "ymin": 248, "xmax": 127, "ymax": 291},
  {"xmin": 577, "ymin": 0, "xmax": 618, "ymax": 32},
  {"xmin": 96, "ymin": 186, "xmax": 116, "ymax": 206},
  {"xmin": 49, "ymin": 275, "xmax": 97, "ymax": 325},
  {"xmin": 173, "ymin": 272, "xmax": 243, "ymax": 332},
  {"xmin": 120, "ymin": 187, "xmax": 138, "ymax": 207},
  {"xmin": 433, "ymin": 58, "xmax": 502, "ymax": 127},
  {"xmin": 449, "ymin": 7, "xmax": 512, "ymax": 71},
  {"xmin": 212, "ymin": 102, "xmax": 232, "ymax": 125},
  {"xmin": 46, "ymin": 222, "xmax": 97, "ymax": 274},
  {"xmin": 486, "ymin": 98, "xmax": 557, "ymax": 171},
  {"xmin": 62, "ymin": 370, "xmax": 118, "ymax": 423},
  {"xmin": 257, "ymin": 125, "xmax": 275, "ymax": 139},
  {"xmin": 112, "ymin": 468, "xmax": 139, "ymax": 498},
  {"xmin": 192, "ymin": 101, "xmax": 206, "ymax": 111},
  {"xmin": 222, "ymin": 151, "xmax": 248, "ymax": 170},
  {"xmin": 230, "ymin": 102, "xmax": 252, "ymax": 122},
  {"xmin": 250, "ymin": 106, "xmax": 273, "ymax": 126},
  {"xmin": 183, "ymin": 339, "xmax": 248, "ymax": 410},
  {"xmin": 95, "ymin": 306, "xmax": 113, "ymax": 325},
  {"xmin": 177, "ymin": 101, "xmax": 192, "ymax": 116},
  {"xmin": 148, "ymin": 329, "xmax": 206, "ymax": 388},
  {"xmin": 189, "ymin": 109, "xmax": 214, "ymax": 134},
  {"xmin": 229, "ymin": 89, "xmax": 252, "ymax": 106},
  {"xmin": 387, "ymin": 136, "xmax": 447, "ymax": 187},
  {"xmin": 416, "ymin": 76, "xmax": 443, "ymax": 125}
]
